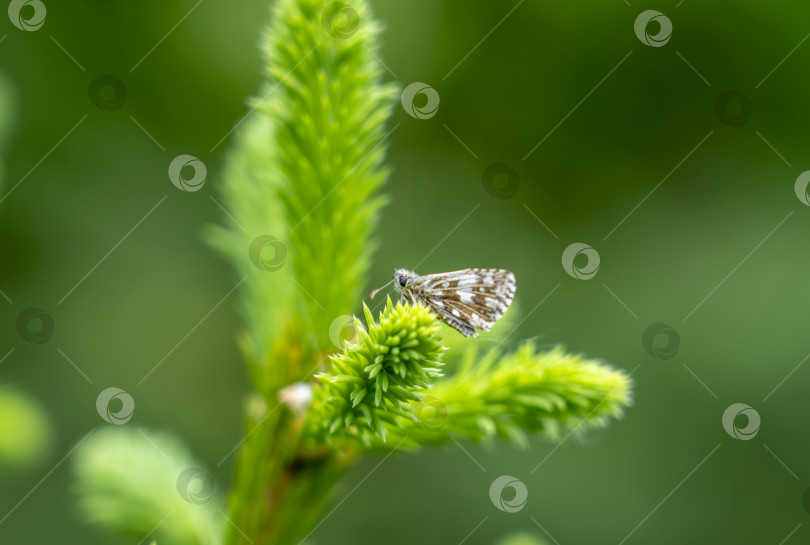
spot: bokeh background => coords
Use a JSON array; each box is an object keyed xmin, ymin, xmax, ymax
[{"xmin": 2, "ymin": 0, "xmax": 810, "ymax": 543}]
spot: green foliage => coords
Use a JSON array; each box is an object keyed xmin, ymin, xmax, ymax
[
  {"xmin": 206, "ymin": 0, "xmax": 398, "ymax": 386},
  {"xmin": 306, "ymin": 298, "xmax": 446, "ymax": 443},
  {"xmin": 305, "ymin": 302, "xmax": 632, "ymax": 450},
  {"xmin": 268, "ymin": 0, "xmax": 397, "ymax": 351},
  {"xmin": 74, "ymin": 1, "xmax": 633, "ymax": 544},
  {"xmin": 495, "ymin": 533, "xmax": 548, "ymax": 545},
  {"xmin": 0, "ymin": 386, "xmax": 50, "ymax": 470},
  {"xmin": 204, "ymin": 0, "xmax": 400, "ymax": 543},
  {"xmin": 73, "ymin": 428, "xmax": 221, "ymax": 545},
  {"xmin": 205, "ymin": 113, "xmax": 292, "ymax": 388},
  {"xmin": 406, "ymin": 342, "xmax": 632, "ymax": 446}
]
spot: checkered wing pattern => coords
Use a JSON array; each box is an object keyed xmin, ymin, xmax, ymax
[{"xmin": 405, "ymin": 268, "xmax": 516, "ymax": 337}]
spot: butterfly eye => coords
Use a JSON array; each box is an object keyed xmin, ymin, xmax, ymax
[{"xmin": 398, "ymin": 276, "xmax": 408, "ymax": 287}]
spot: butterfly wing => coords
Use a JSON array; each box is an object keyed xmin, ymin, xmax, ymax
[
  {"xmin": 425, "ymin": 297, "xmax": 489, "ymax": 337},
  {"xmin": 411, "ymin": 269, "xmax": 516, "ymax": 337}
]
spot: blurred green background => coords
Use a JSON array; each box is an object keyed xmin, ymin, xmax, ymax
[{"xmin": 2, "ymin": 0, "xmax": 810, "ymax": 543}]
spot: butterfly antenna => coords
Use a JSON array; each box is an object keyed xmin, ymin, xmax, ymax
[{"xmin": 369, "ymin": 277, "xmax": 396, "ymax": 300}]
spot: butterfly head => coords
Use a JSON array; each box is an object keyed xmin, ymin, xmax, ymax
[
  {"xmin": 370, "ymin": 268, "xmax": 418, "ymax": 300},
  {"xmin": 393, "ymin": 268, "xmax": 416, "ymax": 290}
]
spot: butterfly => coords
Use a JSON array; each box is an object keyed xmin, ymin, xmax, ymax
[{"xmin": 370, "ymin": 268, "xmax": 516, "ymax": 337}]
